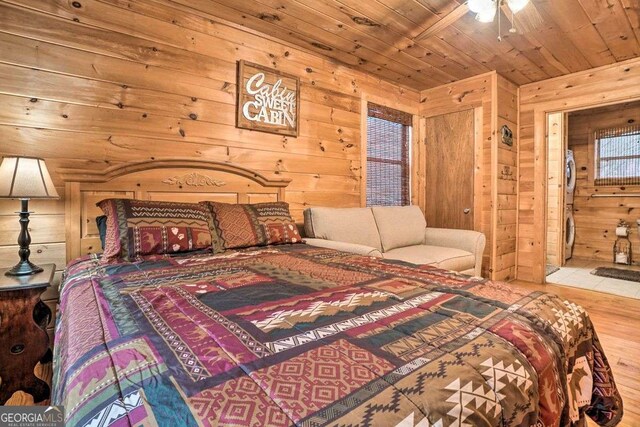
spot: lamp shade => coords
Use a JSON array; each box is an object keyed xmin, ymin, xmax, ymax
[{"xmin": 0, "ymin": 156, "xmax": 59, "ymax": 199}]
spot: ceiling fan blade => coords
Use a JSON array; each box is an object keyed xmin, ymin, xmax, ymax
[
  {"xmin": 501, "ymin": 1, "xmax": 544, "ymax": 33},
  {"xmin": 414, "ymin": 3, "xmax": 470, "ymax": 41}
]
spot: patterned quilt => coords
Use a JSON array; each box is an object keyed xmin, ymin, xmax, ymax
[{"xmin": 52, "ymin": 244, "xmax": 622, "ymax": 427}]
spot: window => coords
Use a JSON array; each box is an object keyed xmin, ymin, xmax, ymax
[
  {"xmin": 366, "ymin": 103, "xmax": 412, "ymax": 206},
  {"xmin": 595, "ymin": 124, "xmax": 640, "ymax": 185}
]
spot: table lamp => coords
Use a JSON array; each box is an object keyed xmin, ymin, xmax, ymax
[{"xmin": 0, "ymin": 156, "xmax": 59, "ymax": 276}]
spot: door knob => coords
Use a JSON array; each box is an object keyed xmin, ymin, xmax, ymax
[{"xmin": 463, "ymin": 208, "xmax": 471, "ymax": 214}]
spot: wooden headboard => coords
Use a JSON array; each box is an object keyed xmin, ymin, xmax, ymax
[{"xmin": 60, "ymin": 159, "xmax": 291, "ymax": 262}]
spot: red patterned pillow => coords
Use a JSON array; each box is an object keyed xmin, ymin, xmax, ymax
[
  {"xmin": 97, "ymin": 199, "xmax": 213, "ymax": 261},
  {"xmin": 202, "ymin": 201, "xmax": 301, "ymax": 252}
]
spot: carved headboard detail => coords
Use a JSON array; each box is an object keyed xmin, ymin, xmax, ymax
[{"xmin": 61, "ymin": 159, "xmax": 291, "ymax": 262}]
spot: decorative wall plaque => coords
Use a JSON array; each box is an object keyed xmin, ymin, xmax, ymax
[
  {"xmin": 501, "ymin": 125, "xmax": 514, "ymax": 146},
  {"xmin": 236, "ymin": 60, "xmax": 300, "ymax": 137}
]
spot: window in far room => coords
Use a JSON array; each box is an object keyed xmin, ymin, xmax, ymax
[
  {"xmin": 366, "ymin": 103, "xmax": 412, "ymax": 206},
  {"xmin": 595, "ymin": 124, "xmax": 640, "ymax": 185}
]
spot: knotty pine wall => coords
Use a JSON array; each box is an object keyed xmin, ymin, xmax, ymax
[
  {"xmin": 545, "ymin": 112, "xmax": 566, "ymax": 267},
  {"xmin": 568, "ymin": 101, "xmax": 640, "ymax": 263},
  {"xmin": 419, "ymin": 72, "xmax": 518, "ymax": 281},
  {"xmin": 0, "ymin": 0, "xmax": 420, "ymax": 286},
  {"xmin": 495, "ymin": 76, "xmax": 518, "ymax": 282},
  {"xmin": 517, "ymin": 57, "xmax": 640, "ymax": 283}
]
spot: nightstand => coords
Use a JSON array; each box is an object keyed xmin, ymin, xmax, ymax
[{"xmin": 0, "ymin": 263, "xmax": 55, "ymax": 405}]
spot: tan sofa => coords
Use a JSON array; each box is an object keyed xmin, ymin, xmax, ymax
[{"xmin": 303, "ymin": 206, "xmax": 486, "ymax": 277}]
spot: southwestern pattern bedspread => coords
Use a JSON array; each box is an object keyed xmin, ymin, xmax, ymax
[{"xmin": 53, "ymin": 245, "xmax": 622, "ymax": 427}]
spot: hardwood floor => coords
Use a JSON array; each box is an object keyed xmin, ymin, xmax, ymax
[
  {"xmin": 5, "ymin": 283, "xmax": 638, "ymax": 427},
  {"xmin": 513, "ymin": 280, "xmax": 640, "ymax": 426}
]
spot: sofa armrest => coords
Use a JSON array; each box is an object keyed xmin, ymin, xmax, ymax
[
  {"xmin": 424, "ymin": 228, "xmax": 486, "ymax": 276},
  {"xmin": 304, "ymin": 238, "xmax": 383, "ymax": 257}
]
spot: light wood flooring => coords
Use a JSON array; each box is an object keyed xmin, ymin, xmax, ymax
[{"xmin": 6, "ymin": 283, "xmax": 639, "ymax": 427}]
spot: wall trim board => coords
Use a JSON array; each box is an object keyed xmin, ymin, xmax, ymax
[
  {"xmin": 473, "ymin": 106, "xmax": 483, "ymax": 235},
  {"xmin": 545, "ymin": 112, "xmax": 567, "ymax": 267},
  {"xmin": 490, "ymin": 72, "xmax": 499, "ymax": 278}
]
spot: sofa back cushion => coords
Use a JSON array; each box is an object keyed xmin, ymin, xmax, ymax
[
  {"xmin": 303, "ymin": 207, "xmax": 382, "ymax": 251},
  {"xmin": 371, "ymin": 206, "xmax": 426, "ymax": 251},
  {"xmin": 203, "ymin": 201, "xmax": 301, "ymax": 252},
  {"xmin": 97, "ymin": 199, "xmax": 213, "ymax": 262}
]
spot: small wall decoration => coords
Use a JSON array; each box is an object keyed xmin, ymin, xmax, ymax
[
  {"xmin": 500, "ymin": 165, "xmax": 515, "ymax": 181},
  {"xmin": 162, "ymin": 173, "xmax": 226, "ymax": 187},
  {"xmin": 501, "ymin": 125, "xmax": 513, "ymax": 146},
  {"xmin": 236, "ymin": 60, "xmax": 300, "ymax": 137}
]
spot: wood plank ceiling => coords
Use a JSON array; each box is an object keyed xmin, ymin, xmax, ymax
[{"xmin": 184, "ymin": 0, "xmax": 640, "ymax": 90}]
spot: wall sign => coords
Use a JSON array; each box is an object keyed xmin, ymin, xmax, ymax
[
  {"xmin": 500, "ymin": 125, "xmax": 513, "ymax": 146},
  {"xmin": 236, "ymin": 60, "xmax": 300, "ymax": 137}
]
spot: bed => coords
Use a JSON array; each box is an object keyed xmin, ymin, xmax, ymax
[{"xmin": 53, "ymin": 160, "xmax": 623, "ymax": 427}]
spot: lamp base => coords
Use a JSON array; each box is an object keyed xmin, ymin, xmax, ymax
[
  {"xmin": 5, "ymin": 198, "xmax": 43, "ymax": 277},
  {"xmin": 4, "ymin": 260, "xmax": 44, "ymax": 277}
]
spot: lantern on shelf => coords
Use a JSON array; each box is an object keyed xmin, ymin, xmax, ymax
[{"xmin": 613, "ymin": 220, "xmax": 632, "ymax": 265}]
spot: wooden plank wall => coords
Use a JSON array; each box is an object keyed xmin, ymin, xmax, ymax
[
  {"xmin": 568, "ymin": 102, "xmax": 640, "ymax": 263},
  {"xmin": 517, "ymin": 57, "xmax": 640, "ymax": 283},
  {"xmin": 0, "ymin": 0, "xmax": 420, "ymax": 288},
  {"xmin": 419, "ymin": 72, "xmax": 518, "ymax": 280},
  {"xmin": 546, "ymin": 112, "xmax": 565, "ymax": 266},
  {"xmin": 494, "ymin": 76, "xmax": 519, "ymax": 281}
]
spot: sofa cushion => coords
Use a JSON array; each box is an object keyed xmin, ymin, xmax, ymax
[
  {"xmin": 304, "ymin": 238, "xmax": 383, "ymax": 257},
  {"xmin": 371, "ymin": 206, "xmax": 426, "ymax": 252},
  {"xmin": 383, "ymin": 245, "xmax": 475, "ymax": 272},
  {"xmin": 304, "ymin": 207, "xmax": 382, "ymax": 251}
]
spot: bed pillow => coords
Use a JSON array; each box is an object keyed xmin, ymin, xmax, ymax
[
  {"xmin": 202, "ymin": 201, "xmax": 301, "ymax": 252},
  {"xmin": 97, "ymin": 199, "xmax": 213, "ymax": 261}
]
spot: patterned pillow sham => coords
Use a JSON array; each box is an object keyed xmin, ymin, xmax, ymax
[
  {"xmin": 97, "ymin": 199, "xmax": 213, "ymax": 262},
  {"xmin": 202, "ymin": 201, "xmax": 301, "ymax": 252}
]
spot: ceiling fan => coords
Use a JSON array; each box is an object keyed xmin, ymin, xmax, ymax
[
  {"xmin": 414, "ymin": 0, "xmax": 543, "ymax": 41},
  {"xmin": 470, "ymin": 0, "xmax": 528, "ymax": 22}
]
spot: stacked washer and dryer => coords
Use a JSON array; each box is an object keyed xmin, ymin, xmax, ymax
[{"xmin": 565, "ymin": 150, "xmax": 576, "ymax": 261}]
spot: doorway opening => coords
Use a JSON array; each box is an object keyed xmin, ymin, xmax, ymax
[{"xmin": 545, "ymin": 100, "xmax": 640, "ymax": 299}]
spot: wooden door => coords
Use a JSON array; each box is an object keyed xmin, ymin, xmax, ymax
[{"xmin": 424, "ymin": 109, "xmax": 475, "ymax": 230}]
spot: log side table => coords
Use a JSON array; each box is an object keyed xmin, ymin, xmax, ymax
[{"xmin": 0, "ymin": 263, "xmax": 55, "ymax": 405}]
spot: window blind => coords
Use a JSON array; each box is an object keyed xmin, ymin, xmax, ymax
[
  {"xmin": 595, "ymin": 124, "xmax": 640, "ymax": 186},
  {"xmin": 366, "ymin": 103, "xmax": 412, "ymax": 206}
]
